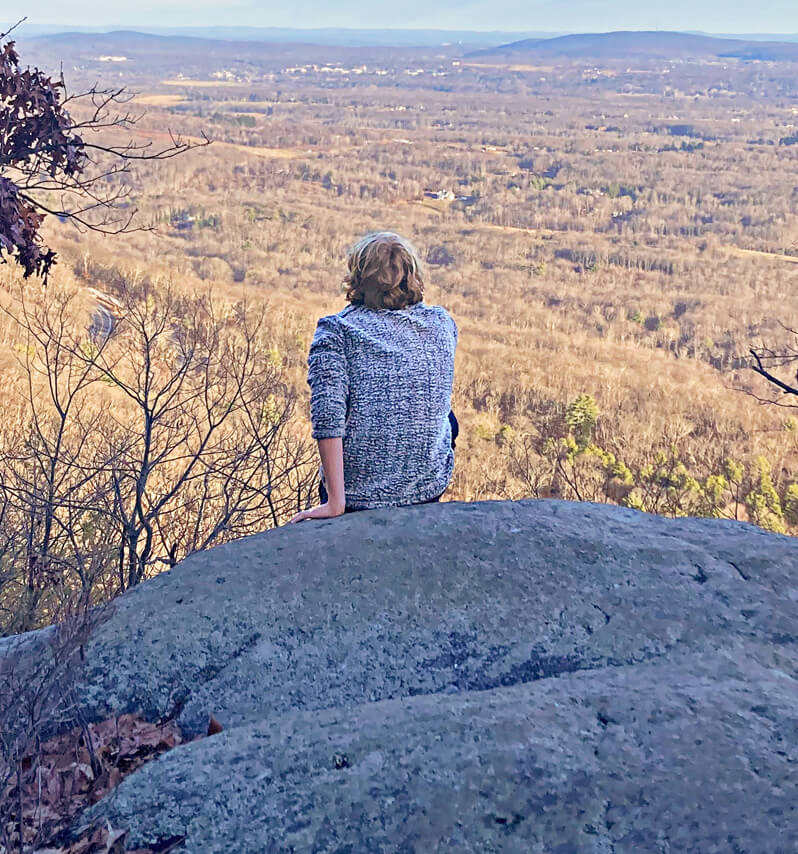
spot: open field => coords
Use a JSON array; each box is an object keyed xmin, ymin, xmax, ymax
[
  {"xmin": 732, "ymin": 247, "xmax": 798, "ymax": 264},
  {"xmin": 161, "ymin": 78, "xmax": 251, "ymax": 87},
  {"xmin": 133, "ymin": 93, "xmax": 188, "ymax": 106},
  {"xmin": 461, "ymin": 61, "xmax": 555, "ymax": 72}
]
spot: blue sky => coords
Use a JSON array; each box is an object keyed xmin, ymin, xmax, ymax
[{"xmin": 8, "ymin": 0, "xmax": 798, "ymax": 33}]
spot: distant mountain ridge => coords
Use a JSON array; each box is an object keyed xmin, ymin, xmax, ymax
[
  {"xmin": 16, "ymin": 24, "xmax": 559, "ymax": 48},
  {"xmin": 14, "ymin": 26, "xmax": 798, "ymax": 54},
  {"xmin": 30, "ymin": 30, "xmax": 233, "ymax": 48},
  {"xmin": 469, "ymin": 30, "xmax": 798, "ymax": 61}
]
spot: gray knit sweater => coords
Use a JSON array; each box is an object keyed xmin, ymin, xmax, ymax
[{"xmin": 307, "ymin": 301, "xmax": 457, "ymax": 509}]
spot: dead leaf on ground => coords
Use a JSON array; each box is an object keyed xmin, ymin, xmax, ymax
[{"xmin": 4, "ymin": 714, "xmax": 185, "ymax": 853}]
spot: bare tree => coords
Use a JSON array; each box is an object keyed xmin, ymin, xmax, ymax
[
  {"xmin": 0, "ymin": 279, "xmax": 315, "ymax": 632},
  {"xmin": 0, "ymin": 605, "xmax": 98, "ymax": 853},
  {"xmin": 82, "ymin": 279, "xmax": 316, "ymax": 588},
  {"xmin": 0, "ymin": 289, "xmax": 116, "ymax": 632},
  {"xmin": 0, "ymin": 19, "xmax": 208, "ymax": 282}
]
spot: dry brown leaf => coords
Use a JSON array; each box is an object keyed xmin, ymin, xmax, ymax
[
  {"xmin": 158, "ymin": 731, "xmax": 179, "ymax": 749},
  {"xmin": 6, "ymin": 713, "xmax": 189, "ymax": 853},
  {"xmin": 46, "ymin": 770, "xmax": 64, "ymax": 802},
  {"xmin": 75, "ymin": 762, "xmax": 95, "ymax": 785},
  {"xmin": 6, "ymin": 709, "xmax": 213, "ymax": 854},
  {"xmin": 32, "ymin": 804, "xmax": 62, "ymax": 822},
  {"xmin": 106, "ymin": 765, "xmax": 123, "ymax": 789},
  {"xmin": 104, "ymin": 824, "xmax": 129, "ymax": 852}
]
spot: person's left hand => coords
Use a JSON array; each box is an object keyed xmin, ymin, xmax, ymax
[{"xmin": 287, "ymin": 501, "xmax": 346, "ymax": 524}]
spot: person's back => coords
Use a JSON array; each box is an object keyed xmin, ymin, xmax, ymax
[
  {"xmin": 289, "ymin": 231, "xmax": 458, "ymax": 522},
  {"xmin": 312, "ymin": 301, "xmax": 457, "ymax": 508}
]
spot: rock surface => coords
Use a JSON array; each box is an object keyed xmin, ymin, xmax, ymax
[{"xmin": 9, "ymin": 499, "xmax": 798, "ymax": 851}]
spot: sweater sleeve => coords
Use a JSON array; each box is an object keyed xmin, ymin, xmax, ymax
[{"xmin": 307, "ymin": 315, "xmax": 349, "ymax": 440}]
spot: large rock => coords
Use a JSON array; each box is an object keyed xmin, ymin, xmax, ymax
[
  {"xmin": 76, "ymin": 657, "xmax": 795, "ymax": 854},
  {"xmin": 10, "ymin": 500, "xmax": 798, "ymax": 851}
]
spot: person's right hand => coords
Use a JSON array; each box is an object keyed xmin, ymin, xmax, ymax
[{"xmin": 287, "ymin": 501, "xmax": 346, "ymax": 524}]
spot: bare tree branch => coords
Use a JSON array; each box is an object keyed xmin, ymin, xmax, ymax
[
  {"xmin": 0, "ymin": 37, "xmax": 210, "ymax": 281},
  {"xmin": 749, "ymin": 346, "xmax": 798, "ymax": 401}
]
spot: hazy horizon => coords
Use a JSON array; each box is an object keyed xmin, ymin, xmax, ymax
[
  {"xmin": 8, "ymin": 0, "xmax": 798, "ymax": 35},
  {"xmin": 10, "ymin": 25, "xmax": 798, "ymax": 50}
]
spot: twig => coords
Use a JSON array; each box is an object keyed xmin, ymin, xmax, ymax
[
  {"xmin": 749, "ymin": 348, "xmax": 798, "ymax": 397},
  {"xmin": 0, "ymin": 16, "xmax": 26, "ymax": 41}
]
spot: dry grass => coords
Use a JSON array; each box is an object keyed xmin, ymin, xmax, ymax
[
  {"xmin": 132, "ymin": 127, "xmax": 311, "ymax": 160},
  {"xmin": 161, "ymin": 78, "xmax": 248, "ymax": 87},
  {"xmin": 134, "ymin": 94, "xmax": 187, "ymax": 107},
  {"xmin": 731, "ymin": 247, "xmax": 798, "ymax": 265},
  {"xmin": 222, "ymin": 100, "xmax": 305, "ymax": 110}
]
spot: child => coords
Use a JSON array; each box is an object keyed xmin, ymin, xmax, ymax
[{"xmin": 288, "ymin": 231, "xmax": 458, "ymax": 522}]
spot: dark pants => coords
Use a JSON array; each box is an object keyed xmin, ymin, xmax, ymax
[{"xmin": 319, "ymin": 410, "xmax": 459, "ymax": 513}]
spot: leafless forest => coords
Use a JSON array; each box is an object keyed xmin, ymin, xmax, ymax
[{"xmin": 3, "ymin": 32, "xmax": 798, "ymax": 632}]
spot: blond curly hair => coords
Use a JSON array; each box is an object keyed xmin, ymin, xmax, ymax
[{"xmin": 344, "ymin": 231, "xmax": 424, "ymax": 310}]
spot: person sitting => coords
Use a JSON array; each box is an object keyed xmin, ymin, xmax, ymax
[{"xmin": 289, "ymin": 230, "xmax": 459, "ymax": 522}]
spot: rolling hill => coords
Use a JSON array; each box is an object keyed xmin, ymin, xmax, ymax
[{"xmin": 468, "ymin": 30, "xmax": 798, "ymax": 61}]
